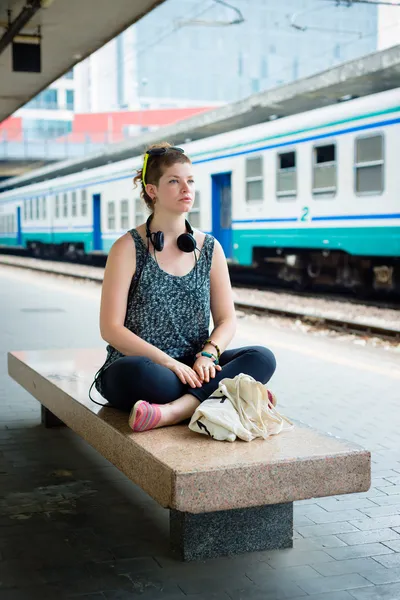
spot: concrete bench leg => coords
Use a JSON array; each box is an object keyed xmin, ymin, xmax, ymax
[
  {"xmin": 41, "ymin": 405, "xmax": 65, "ymax": 428},
  {"xmin": 170, "ymin": 502, "xmax": 293, "ymax": 561}
]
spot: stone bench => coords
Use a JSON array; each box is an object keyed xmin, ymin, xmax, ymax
[{"xmin": 8, "ymin": 348, "xmax": 371, "ymax": 561}]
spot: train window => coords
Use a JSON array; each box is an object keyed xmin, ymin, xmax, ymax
[
  {"xmin": 71, "ymin": 191, "xmax": 77, "ymax": 217},
  {"xmin": 55, "ymin": 195, "xmax": 60, "ymax": 219},
  {"xmin": 189, "ymin": 191, "xmax": 200, "ymax": 228},
  {"xmin": 355, "ymin": 134, "xmax": 384, "ymax": 194},
  {"xmin": 277, "ymin": 151, "xmax": 296, "ymax": 199},
  {"xmin": 135, "ymin": 198, "xmax": 144, "ymax": 226},
  {"xmin": 313, "ymin": 143, "xmax": 336, "ymax": 197},
  {"xmin": 35, "ymin": 197, "xmax": 40, "ymax": 220},
  {"xmin": 63, "ymin": 193, "xmax": 68, "ymax": 217},
  {"xmin": 245, "ymin": 156, "xmax": 264, "ymax": 202},
  {"xmin": 23, "ymin": 200, "xmax": 27, "ymax": 221},
  {"xmin": 107, "ymin": 202, "xmax": 116, "ymax": 230},
  {"xmin": 120, "ymin": 199, "xmax": 129, "ymax": 230},
  {"xmin": 42, "ymin": 196, "xmax": 47, "ymax": 219},
  {"xmin": 29, "ymin": 198, "xmax": 33, "ymax": 220},
  {"xmin": 81, "ymin": 190, "xmax": 87, "ymax": 216}
]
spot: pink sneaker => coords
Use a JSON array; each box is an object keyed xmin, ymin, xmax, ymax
[
  {"xmin": 267, "ymin": 389, "xmax": 277, "ymax": 407},
  {"xmin": 128, "ymin": 400, "xmax": 162, "ymax": 432}
]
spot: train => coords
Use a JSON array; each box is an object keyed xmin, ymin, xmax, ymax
[{"xmin": 0, "ymin": 87, "xmax": 399, "ymax": 294}]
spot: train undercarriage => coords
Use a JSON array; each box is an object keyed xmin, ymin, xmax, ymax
[{"xmin": 252, "ymin": 247, "xmax": 400, "ymax": 295}]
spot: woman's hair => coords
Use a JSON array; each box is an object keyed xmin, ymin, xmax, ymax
[{"xmin": 133, "ymin": 141, "xmax": 191, "ymax": 212}]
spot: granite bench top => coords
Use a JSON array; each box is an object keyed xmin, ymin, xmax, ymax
[{"xmin": 8, "ymin": 348, "xmax": 371, "ymax": 514}]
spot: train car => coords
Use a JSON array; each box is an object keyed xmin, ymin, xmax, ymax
[{"xmin": 0, "ymin": 87, "xmax": 399, "ymax": 292}]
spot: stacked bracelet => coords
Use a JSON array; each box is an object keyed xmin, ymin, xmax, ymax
[
  {"xmin": 204, "ymin": 338, "xmax": 221, "ymax": 360},
  {"xmin": 197, "ymin": 351, "xmax": 219, "ymax": 366}
]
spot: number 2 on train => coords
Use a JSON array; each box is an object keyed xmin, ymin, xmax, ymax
[{"xmin": 300, "ymin": 206, "xmax": 309, "ymax": 222}]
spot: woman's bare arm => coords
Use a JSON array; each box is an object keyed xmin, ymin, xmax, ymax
[{"xmin": 204, "ymin": 239, "xmax": 237, "ymax": 356}]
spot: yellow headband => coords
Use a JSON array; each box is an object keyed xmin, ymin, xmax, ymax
[{"xmin": 142, "ymin": 153, "xmax": 150, "ymax": 186}]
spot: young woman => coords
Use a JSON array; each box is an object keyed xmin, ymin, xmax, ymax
[{"xmin": 94, "ymin": 142, "xmax": 277, "ymax": 432}]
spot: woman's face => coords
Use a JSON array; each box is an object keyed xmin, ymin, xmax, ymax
[{"xmin": 147, "ymin": 162, "xmax": 195, "ymax": 215}]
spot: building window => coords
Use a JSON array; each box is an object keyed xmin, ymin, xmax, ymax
[
  {"xmin": 120, "ymin": 199, "xmax": 129, "ymax": 230},
  {"xmin": 245, "ymin": 156, "xmax": 263, "ymax": 202},
  {"xmin": 55, "ymin": 195, "xmax": 60, "ymax": 219},
  {"xmin": 313, "ymin": 143, "xmax": 336, "ymax": 196},
  {"xmin": 107, "ymin": 202, "xmax": 116, "ymax": 230},
  {"xmin": 261, "ymin": 56, "xmax": 268, "ymax": 79},
  {"xmin": 135, "ymin": 198, "xmax": 145, "ymax": 227},
  {"xmin": 22, "ymin": 119, "xmax": 72, "ymax": 141},
  {"xmin": 26, "ymin": 89, "xmax": 58, "ymax": 110},
  {"xmin": 355, "ymin": 134, "xmax": 384, "ymax": 194},
  {"xmin": 251, "ymin": 78, "xmax": 260, "ymax": 94},
  {"xmin": 81, "ymin": 190, "xmax": 88, "ymax": 217},
  {"xmin": 63, "ymin": 193, "xmax": 68, "ymax": 218},
  {"xmin": 35, "ymin": 197, "xmax": 40, "ymax": 219},
  {"xmin": 42, "ymin": 196, "xmax": 47, "ymax": 219},
  {"xmin": 66, "ymin": 90, "xmax": 74, "ymax": 111},
  {"xmin": 189, "ymin": 191, "xmax": 200, "ymax": 228},
  {"xmin": 71, "ymin": 191, "xmax": 77, "ymax": 217},
  {"xmin": 277, "ymin": 151, "xmax": 296, "ymax": 199}
]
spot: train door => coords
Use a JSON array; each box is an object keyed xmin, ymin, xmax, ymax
[
  {"xmin": 211, "ymin": 172, "xmax": 232, "ymax": 259},
  {"xmin": 92, "ymin": 193, "xmax": 102, "ymax": 251},
  {"xmin": 16, "ymin": 206, "xmax": 22, "ymax": 246}
]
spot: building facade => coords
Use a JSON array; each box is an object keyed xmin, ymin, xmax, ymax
[
  {"xmin": 10, "ymin": 0, "xmax": 381, "ymax": 141},
  {"xmin": 73, "ymin": 0, "xmax": 378, "ymax": 110}
]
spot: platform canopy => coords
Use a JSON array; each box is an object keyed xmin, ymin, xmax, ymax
[
  {"xmin": 1, "ymin": 43, "xmax": 400, "ymax": 192},
  {"xmin": 0, "ymin": 0, "xmax": 166, "ymax": 123}
]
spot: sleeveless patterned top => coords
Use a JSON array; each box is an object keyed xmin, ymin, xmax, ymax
[{"xmin": 95, "ymin": 228, "xmax": 215, "ymax": 396}]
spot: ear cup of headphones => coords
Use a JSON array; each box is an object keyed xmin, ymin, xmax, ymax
[
  {"xmin": 152, "ymin": 230, "xmax": 164, "ymax": 252},
  {"xmin": 177, "ymin": 232, "xmax": 196, "ymax": 253},
  {"xmin": 146, "ymin": 216, "xmax": 164, "ymax": 251}
]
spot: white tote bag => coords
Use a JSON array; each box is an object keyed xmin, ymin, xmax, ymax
[{"xmin": 189, "ymin": 373, "xmax": 294, "ymax": 442}]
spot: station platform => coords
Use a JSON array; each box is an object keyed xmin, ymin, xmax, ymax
[{"xmin": 1, "ymin": 264, "xmax": 400, "ymax": 599}]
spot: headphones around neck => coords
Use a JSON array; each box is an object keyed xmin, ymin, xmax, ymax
[{"xmin": 146, "ymin": 215, "xmax": 196, "ymax": 253}]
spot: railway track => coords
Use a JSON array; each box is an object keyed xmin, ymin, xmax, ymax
[{"xmin": 1, "ymin": 254, "xmax": 399, "ymax": 342}]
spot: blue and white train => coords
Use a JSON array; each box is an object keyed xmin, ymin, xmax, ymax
[{"xmin": 0, "ymin": 87, "xmax": 399, "ymax": 293}]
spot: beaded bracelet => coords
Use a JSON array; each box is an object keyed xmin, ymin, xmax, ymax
[
  {"xmin": 204, "ymin": 338, "xmax": 221, "ymax": 360},
  {"xmin": 196, "ymin": 351, "xmax": 219, "ymax": 366}
]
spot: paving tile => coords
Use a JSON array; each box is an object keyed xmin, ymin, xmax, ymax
[
  {"xmin": 359, "ymin": 505, "xmax": 400, "ymax": 518},
  {"xmin": 287, "ymin": 593, "xmax": 355, "ymax": 600},
  {"xmin": 294, "ymin": 536, "xmax": 348, "ymax": 550},
  {"xmin": 349, "ymin": 515, "xmax": 400, "ymax": 531},
  {"xmin": 313, "ymin": 558, "xmax": 379, "ymax": 577},
  {"xmin": 315, "ymin": 498, "xmax": 377, "ymax": 512},
  {"xmin": 373, "ymin": 495, "xmax": 400, "ymax": 506},
  {"xmin": 383, "ymin": 477, "xmax": 400, "ymax": 485},
  {"xmin": 337, "ymin": 528, "xmax": 400, "ymax": 546},
  {"xmin": 376, "ymin": 486, "xmax": 400, "ymax": 496},
  {"xmin": 177, "ymin": 573, "xmax": 254, "ymax": 595},
  {"xmin": 261, "ymin": 549, "xmax": 333, "ymax": 568},
  {"xmin": 373, "ymin": 553, "xmax": 400, "ymax": 568},
  {"xmin": 324, "ymin": 543, "xmax": 394, "ymax": 561},
  {"xmin": 361, "ymin": 565, "xmax": 400, "ymax": 585},
  {"xmin": 246, "ymin": 563, "xmax": 322, "ymax": 584},
  {"xmin": 225, "ymin": 580, "xmax": 307, "ymax": 600},
  {"xmin": 381, "ymin": 539, "xmax": 400, "ymax": 552},
  {"xmin": 297, "ymin": 573, "xmax": 373, "ymax": 595},
  {"xmin": 296, "ymin": 522, "xmax": 360, "ymax": 538},
  {"xmin": 102, "ymin": 587, "xmax": 185, "ymax": 599},
  {"xmin": 349, "ymin": 581, "xmax": 400, "ymax": 600}
]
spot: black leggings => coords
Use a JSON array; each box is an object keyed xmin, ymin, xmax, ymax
[{"xmin": 101, "ymin": 345, "xmax": 276, "ymax": 413}]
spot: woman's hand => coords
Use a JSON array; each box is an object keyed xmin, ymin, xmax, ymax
[
  {"xmin": 193, "ymin": 355, "xmax": 222, "ymax": 383},
  {"xmin": 162, "ymin": 357, "xmax": 203, "ymax": 388}
]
